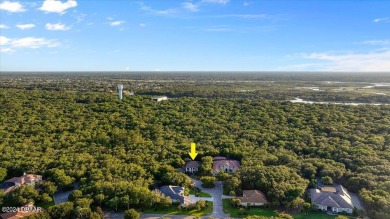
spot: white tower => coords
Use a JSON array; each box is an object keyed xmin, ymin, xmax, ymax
[{"xmin": 118, "ymin": 84, "xmax": 123, "ymax": 100}]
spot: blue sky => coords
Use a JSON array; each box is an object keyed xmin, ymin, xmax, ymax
[{"xmin": 0, "ymin": 0, "xmax": 389, "ymax": 71}]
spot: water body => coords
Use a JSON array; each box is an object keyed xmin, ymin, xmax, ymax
[{"xmin": 289, "ymin": 98, "xmax": 390, "ymax": 106}]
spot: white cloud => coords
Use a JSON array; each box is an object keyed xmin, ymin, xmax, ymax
[
  {"xmin": 139, "ymin": 23, "xmax": 146, "ymax": 27},
  {"xmin": 373, "ymin": 17, "xmax": 389, "ymax": 23},
  {"xmin": 0, "ymin": 35, "xmax": 60, "ymax": 52},
  {"xmin": 110, "ymin": 21, "xmax": 125, "ymax": 26},
  {"xmin": 139, "ymin": 2, "xmax": 177, "ymax": 15},
  {"xmin": 16, "ymin": 24, "xmax": 35, "ymax": 30},
  {"xmin": 0, "ymin": 24, "xmax": 10, "ymax": 29},
  {"xmin": 46, "ymin": 23, "xmax": 71, "ymax": 31},
  {"xmin": 243, "ymin": 1, "xmax": 252, "ymax": 6},
  {"xmin": 74, "ymin": 13, "xmax": 86, "ymax": 24},
  {"xmin": 359, "ymin": 40, "xmax": 390, "ymax": 46},
  {"xmin": 1, "ymin": 47, "xmax": 14, "ymax": 53},
  {"xmin": 0, "ymin": 1, "xmax": 25, "ymax": 12},
  {"xmin": 215, "ymin": 14, "xmax": 267, "ymax": 19},
  {"xmin": 202, "ymin": 0, "xmax": 229, "ymax": 4},
  {"xmin": 182, "ymin": 2, "xmax": 199, "ymax": 12},
  {"xmin": 294, "ymin": 50, "xmax": 390, "ymax": 71},
  {"xmin": 0, "ymin": 36, "xmax": 11, "ymax": 46},
  {"xmin": 39, "ymin": 0, "xmax": 77, "ymax": 14},
  {"xmin": 203, "ymin": 26, "xmax": 233, "ymax": 32},
  {"xmin": 11, "ymin": 37, "xmax": 60, "ymax": 48}
]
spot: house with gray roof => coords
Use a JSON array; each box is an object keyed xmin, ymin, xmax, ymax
[
  {"xmin": 158, "ymin": 185, "xmax": 192, "ymax": 206},
  {"xmin": 310, "ymin": 185, "xmax": 354, "ymax": 213},
  {"xmin": 185, "ymin": 161, "xmax": 200, "ymax": 174}
]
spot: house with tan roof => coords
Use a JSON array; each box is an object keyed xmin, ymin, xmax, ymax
[
  {"xmin": 0, "ymin": 173, "xmax": 43, "ymax": 194},
  {"xmin": 237, "ymin": 190, "xmax": 268, "ymax": 206},
  {"xmin": 310, "ymin": 185, "xmax": 354, "ymax": 213},
  {"xmin": 212, "ymin": 157, "xmax": 240, "ymax": 175}
]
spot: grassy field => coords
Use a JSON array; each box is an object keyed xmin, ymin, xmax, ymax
[
  {"xmin": 222, "ymin": 199, "xmax": 337, "ymax": 219},
  {"xmin": 144, "ymin": 201, "xmax": 213, "ymax": 217},
  {"xmin": 189, "ymin": 188, "xmax": 212, "ymax": 198}
]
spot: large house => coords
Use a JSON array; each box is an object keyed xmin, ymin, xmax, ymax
[
  {"xmin": 237, "ymin": 190, "xmax": 268, "ymax": 207},
  {"xmin": 157, "ymin": 185, "xmax": 192, "ymax": 206},
  {"xmin": 185, "ymin": 161, "xmax": 200, "ymax": 174},
  {"xmin": 0, "ymin": 173, "xmax": 43, "ymax": 194},
  {"xmin": 310, "ymin": 185, "xmax": 354, "ymax": 213},
  {"xmin": 212, "ymin": 157, "xmax": 240, "ymax": 175}
]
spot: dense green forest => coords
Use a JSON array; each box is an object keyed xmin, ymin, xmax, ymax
[{"xmin": 0, "ymin": 74, "xmax": 389, "ymax": 219}]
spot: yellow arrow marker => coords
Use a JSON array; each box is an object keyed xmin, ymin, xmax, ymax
[{"xmin": 188, "ymin": 143, "xmax": 198, "ymax": 160}]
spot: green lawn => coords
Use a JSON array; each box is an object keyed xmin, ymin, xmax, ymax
[
  {"xmin": 189, "ymin": 188, "xmax": 212, "ymax": 198},
  {"xmin": 222, "ymin": 199, "xmax": 337, "ymax": 219},
  {"xmin": 144, "ymin": 201, "xmax": 213, "ymax": 217},
  {"xmin": 293, "ymin": 211, "xmax": 337, "ymax": 219},
  {"xmin": 222, "ymin": 199, "xmax": 277, "ymax": 218}
]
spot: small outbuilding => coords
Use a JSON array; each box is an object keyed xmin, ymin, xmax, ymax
[{"xmin": 152, "ymin": 96, "xmax": 168, "ymax": 102}]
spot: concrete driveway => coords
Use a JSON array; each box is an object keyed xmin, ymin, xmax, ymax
[
  {"xmin": 188, "ymin": 195, "xmax": 213, "ymax": 203},
  {"xmin": 104, "ymin": 212, "xmax": 124, "ymax": 219},
  {"xmin": 53, "ymin": 183, "xmax": 79, "ymax": 204},
  {"xmin": 350, "ymin": 192, "xmax": 364, "ymax": 210},
  {"xmin": 191, "ymin": 178, "xmax": 230, "ymax": 219}
]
